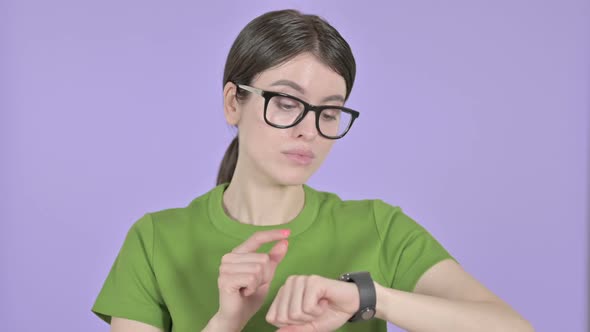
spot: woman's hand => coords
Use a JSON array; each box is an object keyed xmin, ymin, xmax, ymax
[
  {"xmin": 265, "ymin": 275, "xmax": 361, "ymax": 332},
  {"xmin": 214, "ymin": 229, "xmax": 291, "ymax": 330}
]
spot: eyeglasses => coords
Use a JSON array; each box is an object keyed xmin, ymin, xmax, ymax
[{"xmin": 233, "ymin": 83, "xmax": 360, "ymax": 139}]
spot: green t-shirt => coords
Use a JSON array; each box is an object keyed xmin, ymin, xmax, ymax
[{"xmin": 92, "ymin": 183, "xmax": 453, "ymax": 331}]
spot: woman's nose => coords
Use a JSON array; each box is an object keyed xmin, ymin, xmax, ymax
[{"xmin": 293, "ymin": 111, "xmax": 318, "ymax": 139}]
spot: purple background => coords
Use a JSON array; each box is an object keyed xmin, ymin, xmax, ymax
[{"xmin": 1, "ymin": 1, "xmax": 588, "ymax": 331}]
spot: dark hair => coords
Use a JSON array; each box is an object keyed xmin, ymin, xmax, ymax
[{"xmin": 216, "ymin": 9, "xmax": 356, "ymax": 185}]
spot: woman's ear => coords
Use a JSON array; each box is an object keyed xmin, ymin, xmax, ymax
[{"xmin": 223, "ymin": 82, "xmax": 241, "ymax": 126}]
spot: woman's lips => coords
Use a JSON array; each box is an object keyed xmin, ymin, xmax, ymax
[{"xmin": 282, "ymin": 149, "xmax": 315, "ymax": 166}]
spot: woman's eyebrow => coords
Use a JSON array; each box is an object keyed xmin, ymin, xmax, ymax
[{"xmin": 270, "ymin": 79, "xmax": 345, "ymax": 104}]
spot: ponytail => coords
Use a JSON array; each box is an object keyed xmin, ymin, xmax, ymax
[{"xmin": 216, "ymin": 136, "xmax": 239, "ymax": 185}]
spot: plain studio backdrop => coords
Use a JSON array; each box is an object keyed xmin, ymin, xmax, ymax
[{"xmin": 1, "ymin": 1, "xmax": 588, "ymax": 331}]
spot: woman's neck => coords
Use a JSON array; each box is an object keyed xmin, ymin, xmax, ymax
[{"xmin": 222, "ymin": 174, "xmax": 305, "ymax": 227}]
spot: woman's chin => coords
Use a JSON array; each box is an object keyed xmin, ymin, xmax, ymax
[{"xmin": 272, "ymin": 171, "xmax": 312, "ymax": 187}]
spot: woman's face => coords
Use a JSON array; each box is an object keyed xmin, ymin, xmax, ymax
[{"xmin": 224, "ymin": 52, "xmax": 348, "ymax": 186}]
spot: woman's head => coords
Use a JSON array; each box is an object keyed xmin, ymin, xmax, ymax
[{"xmin": 217, "ymin": 9, "xmax": 357, "ymax": 186}]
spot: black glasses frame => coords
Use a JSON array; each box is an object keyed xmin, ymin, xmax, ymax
[{"xmin": 233, "ymin": 82, "xmax": 360, "ymax": 139}]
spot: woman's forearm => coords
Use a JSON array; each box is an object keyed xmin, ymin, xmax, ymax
[
  {"xmin": 374, "ymin": 282, "xmax": 533, "ymax": 332},
  {"xmin": 201, "ymin": 313, "xmax": 245, "ymax": 332}
]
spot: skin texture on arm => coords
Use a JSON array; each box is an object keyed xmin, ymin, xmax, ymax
[
  {"xmin": 373, "ymin": 259, "xmax": 534, "ymax": 332},
  {"xmin": 263, "ymin": 260, "xmax": 533, "ymax": 332},
  {"xmin": 110, "ymin": 312, "xmax": 245, "ymax": 332},
  {"xmin": 110, "ymin": 317, "xmax": 163, "ymax": 332}
]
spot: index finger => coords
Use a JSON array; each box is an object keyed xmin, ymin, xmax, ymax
[{"xmin": 232, "ymin": 229, "xmax": 290, "ymax": 253}]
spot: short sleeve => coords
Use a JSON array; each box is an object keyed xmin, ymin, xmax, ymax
[
  {"xmin": 373, "ymin": 200, "xmax": 456, "ymax": 293},
  {"xmin": 92, "ymin": 214, "xmax": 171, "ymax": 331}
]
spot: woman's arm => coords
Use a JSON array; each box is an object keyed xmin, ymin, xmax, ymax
[
  {"xmin": 110, "ymin": 317, "xmax": 163, "ymax": 332},
  {"xmin": 374, "ymin": 259, "xmax": 534, "ymax": 332},
  {"xmin": 110, "ymin": 315, "xmax": 244, "ymax": 332}
]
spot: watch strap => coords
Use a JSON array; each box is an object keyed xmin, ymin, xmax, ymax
[{"xmin": 339, "ymin": 271, "xmax": 376, "ymax": 322}]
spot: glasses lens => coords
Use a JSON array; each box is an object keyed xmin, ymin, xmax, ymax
[
  {"xmin": 318, "ymin": 108, "xmax": 353, "ymax": 138},
  {"xmin": 266, "ymin": 95, "xmax": 354, "ymax": 138},
  {"xmin": 266, "ymin": 95, "xmax": 305, "ymax": 126}
]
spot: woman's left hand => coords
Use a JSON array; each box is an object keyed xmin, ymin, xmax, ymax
[{"xmin": 265, "ymin": 275, "xmax": 360, "ymax": 332}]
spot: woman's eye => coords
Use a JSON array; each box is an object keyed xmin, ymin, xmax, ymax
[
  {"xmin": 321, "ymin": 110, "xmax": 340, "ymax": 121},
  {"xmin": 280, "ymin": 102, "xmax": 297, "ymax": 110},
  {"xmin": 272, "ymin": 97, "xmax": 300, "ymax": 111}
]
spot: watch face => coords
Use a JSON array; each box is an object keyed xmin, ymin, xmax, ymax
[{"xmin": 361, "ymin": 308, "xmax": 375, "ymax": 320}]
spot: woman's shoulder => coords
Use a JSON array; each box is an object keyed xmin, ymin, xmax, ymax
[
  {"xmin": 131, "ymin": 185, "xmax": 218, "ymax": 233},
  {"xmin": 310, "ymin": 185, "xmax": 399, "ymax": 210},
  {"xmin": 309, "ymin": 185, "xmax": 422, "ymax": 231},
  {"xmin": 309, "ymin": 186, "xmax": 404, "ymax": 220}
]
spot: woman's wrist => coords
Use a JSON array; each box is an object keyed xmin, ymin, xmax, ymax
[
  {"xmin": 373, "ymin": 281, "xmax": 391, "ymax": 321},
  {"xmin": 203, "ymin": 312, "xmax": 245, "ymax": 332}
]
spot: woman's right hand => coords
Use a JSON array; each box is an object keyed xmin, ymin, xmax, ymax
[{"xmin": 213, "ymin": 229, "xmax": 291, "ymax": 330}]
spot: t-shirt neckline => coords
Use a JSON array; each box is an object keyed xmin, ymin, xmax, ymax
[{"xmin": 207, "ymin": 183, "xmax": 319, "ymax": 240}]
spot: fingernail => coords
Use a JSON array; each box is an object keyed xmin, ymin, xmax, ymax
[{"xmin": 281, "ymin": 229, "xmax": 291, "ymax": 237}]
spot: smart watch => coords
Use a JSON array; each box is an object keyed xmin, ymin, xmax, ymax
[{"xmin": 338, "ymin": 271, "xmax": 376, "ymax": 322}]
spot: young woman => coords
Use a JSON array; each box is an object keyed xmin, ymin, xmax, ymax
[{"xmin": 92, "ymin": 9, "xmax": 533, "ymax": 332}]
